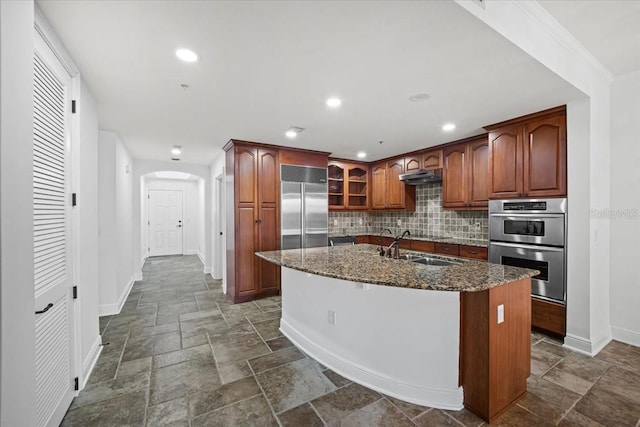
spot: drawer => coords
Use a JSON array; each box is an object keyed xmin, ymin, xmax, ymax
[
  {"xmin": 409, "ymin": 240, "xmax": 435, "ymax": 253},
  {"xmin": 434, "ymin": 242, "xmax": 460, "ymax": 256},
  {"xmin": 459, "ymin": 245, "xmax": 488, "ymax": 260},
  {"xmin": 355, "ymin": 235, "xmax": 369, "ymax": 244},
  {"xmin": 532, "ymin": 298, "xmax": 566, "ymax": 337}
]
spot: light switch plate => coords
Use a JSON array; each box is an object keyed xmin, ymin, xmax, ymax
[{"xmin": 497, "ymin": 304, "xmax": 504, "ymax": 324}]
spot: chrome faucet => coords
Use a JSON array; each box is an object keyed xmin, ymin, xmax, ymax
[{"xmin": 379, "ymin": 228, "xmax": 393, "ymax": 256}]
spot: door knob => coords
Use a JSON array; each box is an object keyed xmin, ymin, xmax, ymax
[{"xmin": 177, "ymin": 224, "xmax": 182, "ymax": 228}]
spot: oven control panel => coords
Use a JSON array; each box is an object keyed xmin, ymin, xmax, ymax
[{"xmin": 503, "ymin": 201, "xmax": 547, "ymax": 211}]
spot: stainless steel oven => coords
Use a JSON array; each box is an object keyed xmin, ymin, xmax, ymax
[{"xmin": 489, "ymin": 198, "xmax": 567, "ymax": 303}]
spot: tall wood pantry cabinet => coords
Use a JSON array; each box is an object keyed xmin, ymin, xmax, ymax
[{"xmin": 224, "ymin": 140, "xmax": 280, "ymax": 303}]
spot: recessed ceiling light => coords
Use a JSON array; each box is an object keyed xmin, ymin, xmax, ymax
[
  {"xmin": 356, "ymin": 151, "xmax": 367, "ymax": 159},
  {"xmin": 171, "ymin": 145, "xmax": 182, "ymax": 156},
  {"xmin": 409, "ymin": 93, "xmax": 430, "ymax": 102},
  {"xmin": 176, "ymin": 48, "xmax": 198, "ymax": 62},
  {"xmin": 442, "ymin": 123, "xmax": 456, "ymax": 131},
  {"xmin": 326, "ymin": 97, "xmax": 342, "ymax": 108},
  {"xmin": 285, "ymin": 126, "xmax": 304, "ymax": 139}
]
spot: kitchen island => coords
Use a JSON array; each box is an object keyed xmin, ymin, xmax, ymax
[{"xmin": 256, "ymin": 244, "xmax": 538, "ymax": 422}]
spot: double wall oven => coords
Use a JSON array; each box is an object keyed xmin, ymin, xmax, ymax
[{"xmin": 489, "ymin": 199, "xmax": 567, "ymax": 304}]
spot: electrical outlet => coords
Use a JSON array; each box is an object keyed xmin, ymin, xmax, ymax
[
  {"xmin": 328, "ymin": 310, "xmax": 336, "ymax": 325},
  {"xmin": 397, "ymin": 219, "xmax": 402, "ymax": 226},
  {"xmin": 333, "ymin": 219, "xmax": 338, "ymax": 226},
  {"xmin": 497, "ymin": 304, "xmax": 504, "ymax": 324},
  {"xmin": 359, "ymin": 218, "xmax": 363, "ymax": 225}
]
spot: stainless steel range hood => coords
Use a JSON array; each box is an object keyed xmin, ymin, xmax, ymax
[{"xmin": 398, "ymin": 168, "xmax": 442, "ymax": 185}]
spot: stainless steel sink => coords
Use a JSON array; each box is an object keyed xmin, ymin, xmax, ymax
[{"xmin": 399, "ymin": 254, "xmax": 461, "ymax": 267}]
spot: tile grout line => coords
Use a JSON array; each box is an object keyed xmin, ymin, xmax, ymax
[
  {"xmin": 380, "ymin": 395, "xmax": 428, "ymax": 425},
  {"xmin": 308, "ymin": 400, "xmax": 330, "ymax": 425},
  {"xmin": 246, "ymin": 357, "xmax": 285, "ymax": 427},
  {"xmin": 440, "ymin": 409, "xmax": 467, "ymax": 427}
]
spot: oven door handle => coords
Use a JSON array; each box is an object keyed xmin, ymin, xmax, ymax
[
  {"xmin": 489, "ymin": 241, "xmax": 565, "ymax": 252},
  {"xmin": 489, "ymin": 213, "xmax": 565, "ymax": 220}
]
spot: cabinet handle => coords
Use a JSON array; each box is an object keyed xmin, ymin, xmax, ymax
[
  {"xmin": 468, "ymin": 251, "xmax": 478, "ymax": 255},
  {"xmin": 442, "ymin": 247, "xmax": 450, "ymax": 251},
  {"xmin": 36, "ymin": 303, "xmax": 53, "ymax": 315},
  {"xmin": 255, "ymin": 219, "xmax": 262, "ymax": 224}
]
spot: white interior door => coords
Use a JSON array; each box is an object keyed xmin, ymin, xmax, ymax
[
  {"xmin": 148, "ymin": 189, "xmax": 184, "ymax": 256},
  {"xmin": 33, "ymin": 30, "xmax": 76, "ymax": 427}
]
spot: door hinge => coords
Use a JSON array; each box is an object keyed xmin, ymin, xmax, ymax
[
  {"xmin": 148, "ymin": 220, "xmax": 150, "ymax": 226},
  {"xmin": 73, "ymin": 286, "xmax": 78, "ymax": 299},
  {"xmin": 148, "ymin": 194, "xmax": 150, "ymax": 199},
  {"xmin": 72, "ymin": 193, "xmax": 77, "ymax": 207},
  {"xmin": 72, "ymin": 100, "xmax": 77, "ymax": 114},
  {"xmin": 74, "ymin": 377, "xmax": 79, "ymax": 391}
]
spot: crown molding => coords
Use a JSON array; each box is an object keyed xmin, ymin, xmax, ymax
[{"xmin": 34, "ymin": 6, "xmax": 80, "ymax": 77}]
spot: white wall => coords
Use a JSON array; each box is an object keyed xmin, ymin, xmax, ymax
[
  {"xmin": 0, "ymin": 2, "xmax": 37, "ymax": 424},
  {"xmin": 133, "ymin": 160, "xmax": 211, "ymax": 276},
  {"xmin": 74, "ymin": 81, "xmax": 102, "ymax": 384},
  {"xmin": 609, "ymin": 70, "xmax": 640, "ymax": 346},
  {"xmin": 145, "ymin": 177, "xmax": 203, "ymax": 257},
  {"xmin": 209, "ymin": 150, "xmax": 226, "ymax": 288},
  {"xmin": 98, "ymin": 131, "xmax": 135, "ymax": 315}
]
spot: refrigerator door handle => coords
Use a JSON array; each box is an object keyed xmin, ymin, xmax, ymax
[{"xmin": 301, "ymin": 184, "xmax": 306, "ymax": 249}]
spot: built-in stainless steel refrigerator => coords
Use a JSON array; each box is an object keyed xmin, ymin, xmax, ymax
[{"xmin": 281, "ymin": 165, "xmax": 328, "ymax": 250}]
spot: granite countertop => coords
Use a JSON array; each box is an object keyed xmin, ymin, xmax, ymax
[
  {"xmin": 256, "ymin": 244, "xmax": 538, "ymax": 292},
  {"xmin": 328, "ymin": 233, "xmax": 489, "ymax": 248}
]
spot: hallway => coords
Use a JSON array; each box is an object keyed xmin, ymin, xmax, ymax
[{"xmin": 61, "ymin": 256, "xmax": 640, "ymax": 426}]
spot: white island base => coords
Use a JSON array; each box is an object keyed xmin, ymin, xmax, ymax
[{"xmin": 279, "ymin": 267, "xmax": 464, "ymax": 410}]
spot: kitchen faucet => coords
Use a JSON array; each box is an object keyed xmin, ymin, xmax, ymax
[
  {"xmin": 385, "ymin": 230, "xmax": 411, "ymax": 259},
  {"xmin": 379, "ymin": 228, "xmax": 393, "ymax": 256}
]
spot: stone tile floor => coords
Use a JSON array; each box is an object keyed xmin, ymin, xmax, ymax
[{"xmin": 62, "ymin": 255, "xmax": 640, "ymax": 426}]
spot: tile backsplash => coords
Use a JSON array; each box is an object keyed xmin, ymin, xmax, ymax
[{"xmin": 328, "ymin": 183, "xmax": 489, "ymax": 240}]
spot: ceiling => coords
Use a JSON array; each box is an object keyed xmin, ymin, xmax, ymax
[
  {"xmin": 539, "ymin": 0, "xmax": 640, "ymax": 77},
  {"xmin": 38, "ymin": 0, "xmax": 588, "ymax": 165}
]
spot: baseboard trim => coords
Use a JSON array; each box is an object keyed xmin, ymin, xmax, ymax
[
  {"xmin": 203, "ymin": 266, "xmax": 211, "ymax": 274},
  {"xmin": 611, "ymin": 326, "xmax": 640, "ymax": 347},
  {"xmin": 99, "ymin": 276, "xmax": 135, "ymax": 316},
  {"xmin": 280, "ymin": 318, "xmax": 464, "ymax": 410},
  {"xmin": 80, "ymin": 335, "xmax": 103, "ymax": 390},
  {"xmin": 564, "ymin": 332, "xmax": 612, "ymax": 356}
]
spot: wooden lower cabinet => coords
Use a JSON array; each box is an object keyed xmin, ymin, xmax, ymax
[
  {"xmin": 531, "ymin": 298, "xmax": 566, "ymax": 336},
  {"xmin": 460, "ymin": 278, "xmax": 532, "ymax": 422},
  {"xmin": 434, "ymin": 242, "xmax": 460, "ymax": 256},
  {"xmin": 354, "ymin": 235, "xmax": 370, "ymax": 244},
  {"xmin": 459, "ymin": 245, "xmax": 488, "ymax": 260}
]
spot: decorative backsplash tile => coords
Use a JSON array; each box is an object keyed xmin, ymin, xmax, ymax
[{"xmin": 328, "ymin": 183, "xmax": 489, "ymax": 240}]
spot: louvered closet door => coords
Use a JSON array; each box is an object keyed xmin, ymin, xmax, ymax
[{"xmin": 34, "ymin": 30, "xmax": 75, "ymax": 427}]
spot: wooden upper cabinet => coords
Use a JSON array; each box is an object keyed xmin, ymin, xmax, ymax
[
  {"xmin": 386, "ymin": 159, "xmax": 405, "ymax": 208},
  {"xmin": 488, "ymin": 124, "xmax": 523, "ymax": 199},
  {"xmin": 442, "ymin": 137, "xmax": 488, "ymax": 210},
  {"xmin": 258, "ymin": 149, "xmax": 278, "ymax": 205},
  {"xmin": 423, "ymin": 149, "xmax": 442, "ymax": 169},
  {"xmin": 442, "ymin": 144, "xmax": 467, "ymax": 208},
  {"xmin": 468, "ymin": 139, "xmax": 489, "ymax": 207},
  {"xmin": 523, "ymin": 115, "xmax": 567, "ymax": 197},
  {"xmin": 486, "ymin": 106, "xmax": 566, "ymax": 199},
  {"xmin": 404, "ymin": 155, "xmax": 422, "ymax": 172},
  {"xmin": 371, "ymin": 163, "xmax": 387, "ymax": 209},
  {"xmin": 328, "ymin": 159, "xmax": 369, "ymax": 211},
  {"xmin": 236, "ymin": 147, "xmax": 258, "ymax": 205}
]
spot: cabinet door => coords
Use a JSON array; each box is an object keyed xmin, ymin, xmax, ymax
[
  {"xmin": 523, "ymin": 115, "xmax": 567, "ymax": 197},
  {"xmin": 488, "ymin": 125, "xmax": 523, "ymax": 199},
  {"xmin": 423, "ymin": 149, "xmax": 442, "ymax": 169},
  {"xmin": 442, "ymin": 144, "xmax": 467, "ymax": 208},
  {"xmin": 236, "ymin": 146, "xmax": 258, "ymax": 205},
  {"xmin": 257, "ymin": 148, "xmax": 280, "ymax": 292},
  {"xmin": 258, "ymin": 149, "xmax": 278, "ymax": 205},
  {"xmin": 237, "ymin": 207, "xmax": 258, "ymax": 295},
  {"xmin": 371, "ymin": 163, "xmax": 387, "ymax": 209},
  {"xmin": 468, "ymin": 139, "xmax": 489, "ymax": 208},
  {"xmin": 404, "ymin": 155, "xmax": 422, "ymax": 172},
  {"xmin": 258, "ymin": 206, "xmax": 280, "ymax": 292},
  {"xmin": 328, "ymin": 162, "xmax": 346, "ymax": 210},
  {"xmin": 386, "ymin": 159, "xmax": 405, "ymax": 208}
]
